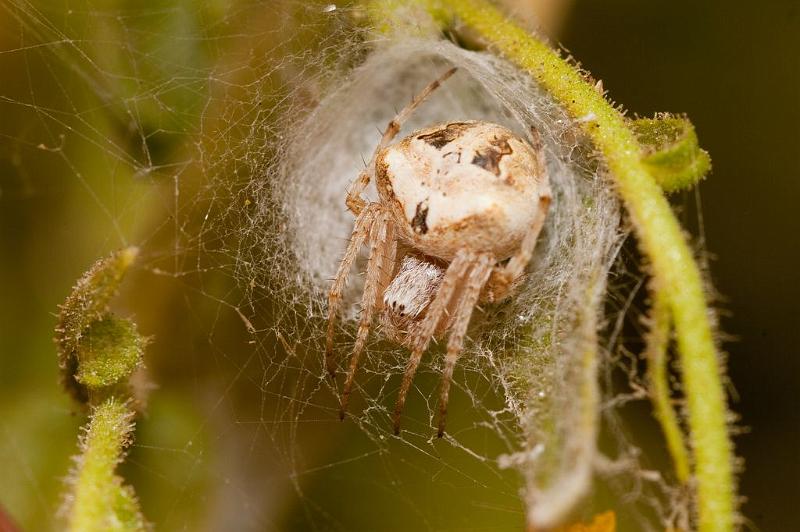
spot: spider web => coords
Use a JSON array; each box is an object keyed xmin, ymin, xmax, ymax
[{"xmin": 0, "ymin": 1, "xmax": 690, "ymax": 530}]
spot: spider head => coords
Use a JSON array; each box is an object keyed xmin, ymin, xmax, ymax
[{"xmin": 379, "ymin": 254, "xmax": 445, "ymax": 346}]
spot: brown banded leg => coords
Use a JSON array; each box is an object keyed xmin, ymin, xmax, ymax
[
  {"xmin": 492, "ymin": 194, "xmax": 551, "ymax": 300},
  {"xmin": 345, "ymin": 67, "xmax": 458, "ymax": 216},
  {"xmin": 340, "ymin": 209, "xmax": 396, "ymax": 420},
  {"xmin": 437, "ymin": 254, "xmax": 493, "ymax": 437},
  {"xmin": 345, "ymin": 170, "xmax": 371, "ymax": 215},
  {"xmin": 392, "ymin": 249, "xmax": 474, "ymax": 435},
  {"xmin": 373, "ymin": 66, "xmax": 457, "ymax": 153},
  {"xmin": 326, "ymin": 204, "xmax": 380, "ymax": 378},
  {"xmin": 377, "ymin": 216, "xmax": 398, "ymax": 295}
]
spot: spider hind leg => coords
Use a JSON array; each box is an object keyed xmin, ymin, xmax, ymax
[
  {"xmin": 391, "ymin": 249, "xmax": 480, "ymax": 435},
  {"xmin": 437, "ymin": 253, "xmax": 493, "ymax": 437}
]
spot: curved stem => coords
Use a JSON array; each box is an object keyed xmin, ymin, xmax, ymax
[
  {"xmin": 646, "ymin": 288, "xmax": 691, "ymax": 483},
  {"xmin": 439, "ymin": 2, "xmax": 735, "ymax": 528}
]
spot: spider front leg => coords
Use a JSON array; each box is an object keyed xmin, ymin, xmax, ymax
[
  {"xmin": 339, "ymin": 209, "xmax": 397, "ymax": 419},
  {"xmin": 326, "ymin": 204, "xmax": 380, "ymax": 377},
  {"xmin": 491, "ymin": 193, "xmax": 551, "ymax": 301},
  {"xmin": 345, "ymin": 67, "xmax": 458, "ymax": 216},
  {"xmin": 345, "ymin": 170, "xmax": 371, "ymax": 215}
]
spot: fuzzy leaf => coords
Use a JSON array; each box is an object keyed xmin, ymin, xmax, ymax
[
  {"xmin": 75, "ymin": 317, "xmax": 145, "ymax": 391},
  {"xmin": 55, "ymin": 247, "xmax": 139, "ymax": 403},
  {"xmin": 632, "ymin": 115, "xmax": 711, "ymax": 192}
]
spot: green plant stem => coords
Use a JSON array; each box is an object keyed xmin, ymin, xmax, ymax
[
  {"xmin": 438, "ymin": 2, "xmax": 735, "ymax": 528},
  {"xmin": 57, "ymin": 249, "xmax": 149, "ymax": 530},
  {"xmin": 439, "ymin": 2, "xmax": 734, "ymax": 528},
  {"xmin": 69, "ymin": 398, "xmax": 146, "ymax": 532},
  {"xmin": 367, "ymin": 0, "xmax": 735, "ymax": 529},
  {"xmin": 646, "ymin": 289, "xmax": 691, "ymax": 483}
]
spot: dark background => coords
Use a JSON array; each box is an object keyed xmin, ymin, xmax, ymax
[{"xmin": 562, "ymin": 0, "xmax": 800, "ymax": 528}]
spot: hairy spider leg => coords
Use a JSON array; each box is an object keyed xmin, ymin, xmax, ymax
[
  {"xmin": 392, "ymin": 249, "xmax": 475, "ymax": 435},
  {"xmin": 377, "ymin": 215, "xmax": 398, "ymax": 292},
  {"xmin": 340, "ymin": 209, "xmax": 397, "ymax": 419},
  {"xmin": 491, "ymin": 194, "xmax": 551, "ymax": 300},
  {"xmin": 345, "ymin": 67, "xmax": 458, "ymax": 216},
  {"xmin": 326, "ymin": 204, "xmax": 380, "ymax": 378},
  {"xmin": 437, "ymin": 253, "xmax": 493, "ymax": 437}
]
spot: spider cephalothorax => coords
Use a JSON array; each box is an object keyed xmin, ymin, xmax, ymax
[{"xmin": 326, "ymin": 68, "xmax": 551, "ymax": 436}]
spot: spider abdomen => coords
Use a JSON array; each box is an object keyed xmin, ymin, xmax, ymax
[{"xmin": 376, "ymin": 121, "xmax": 550, "ymax": 261}]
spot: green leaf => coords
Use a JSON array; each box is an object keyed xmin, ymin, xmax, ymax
[
  {"xmin": 632, "ymin": 115, "xmax": 711, "ymax": 192},
  {"xmin": 75, "ymin": 317, "xmax": 145, "ymax": 392},
  {"xmin": 55, "ymin": 247, "xmax": 139, "ymax": 403}
]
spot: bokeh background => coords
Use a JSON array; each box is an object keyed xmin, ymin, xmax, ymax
[{"xmin": 0, "ymin": 0, "xmax": 797, "ymax": 530}]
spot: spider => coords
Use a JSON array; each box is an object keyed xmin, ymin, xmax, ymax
[{"xmin": 326, "ymin": 67, "xmax": 551, "ymax": 437}]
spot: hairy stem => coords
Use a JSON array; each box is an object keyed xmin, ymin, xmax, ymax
[
  {"xmin": 438, "ymin": 1, "xmax": 735, "ymax": 528},
  {"xmin": 68, "ymin": 398, "xmax": 146, "ymax": 532},
  {"xmin": 646, "ymin": 288, "xmax": 691, "ymax": 483},
  {"xmin": 57, "ymin": 248, "xmax": 149, "ymax": 531},
  {"xmin": 437, "ymin": 3, "xmax": 733, "ymax": 528}
]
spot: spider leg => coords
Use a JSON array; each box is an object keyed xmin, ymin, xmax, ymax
[
  {"xmin": 437, "ymin": 253, "xmax": 494, "ymax": 437},
  {"xmin": 326, "ymin": 204, "xmax": 380, "ymax": 378},
  {"xmin": 492, "ymin": 193, "xmax": 551, "ymax": 301},
  {"xmin": 345, "ymin": 170, "xmax": 371, "ymax": 215},
  {"xmin": 340, "ymin": 209, "xmax": 397, "ymax": 419},
  {"xmin": 375, "ymin": 66, "xmax": 458, "ymax": 153},
  {"xmin": 377, "ymin": 215, "xmax": 398, "ymax": 291},
  {"xmin": 345, "ymin": 67, "xmax": 458, "ymax": 216},
  {"xmin": 392, "ymin": 249, "xmax": 474, "ymax": 435}
]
